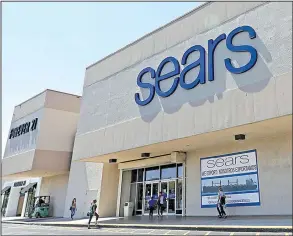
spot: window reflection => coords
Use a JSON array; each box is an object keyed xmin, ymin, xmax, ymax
[
  {"xmin": 176, "ymin": 179, "xmax": 183, "ymax": 209},
  {"xmin": 131, "ymin": 170, "xmax": 137, "ymax": 183},
  {"xmin": 138, "ymin": 169, "xmax": 144, "ymax": 182},
  {"xmin": 145, "ymin": 167, "xmax": 160, "ymax": 181},
  {"xmin": 177, "ymin": 164, "xmax": 183, "ymax": 178},
  {"xmin": 161, "ymin": 164, "xmax": 177, "ymax": 179}
]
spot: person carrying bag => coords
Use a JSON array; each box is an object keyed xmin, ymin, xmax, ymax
[{"xmin": 87, "ymin": 199, "xmax": 99, "ymax": 229}]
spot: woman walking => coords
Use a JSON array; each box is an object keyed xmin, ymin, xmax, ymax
[
  {"xmin": 88, "ymin": 199, "xmax": 99, "ymax": 229},
  {"xmin": 70, "ymin": 198, "xmax": 77, "ymax": 220},
  {"xmin": 217, "ymin": 187, "xmax": 227, "ymax": 218}
]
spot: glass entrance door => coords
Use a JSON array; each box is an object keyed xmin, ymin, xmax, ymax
[
  {"xmin": 168, "ymin": 181, "xmax": 176, "ymax": 214},
  {"xmin": 144, "ymin": 182, "xmax": 159, "ymax": 215},
  {"xmin": 159, "ymin": 180, "xmax": 176, "ymax": 215}
]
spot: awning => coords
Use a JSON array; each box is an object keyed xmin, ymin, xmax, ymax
[
  {"xmin": 1, "ymin": 186, "xmax": 11, "ymax": 195},
  {"xmin": 20, "ymin": 182, "xmax": 37, "ymax": 194}
]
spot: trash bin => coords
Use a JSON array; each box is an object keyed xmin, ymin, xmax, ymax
[{"xmin": 124, "ymin": 202, "xmax": 134, "ymax": 217}]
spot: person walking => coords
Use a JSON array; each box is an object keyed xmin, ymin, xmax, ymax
[
  {"xmin": 148, "ymin": 196, "xmax": 156, "ymax": 218},
  {"xmin": 157, "ymin": 191, "xmax": 167, "ymax": 217},
  {"xmin": 217, "ymin": 187, "xmax": 227, "ymax": 218},
  {"xmin": 70, "ymin": 198, "xmax": 77, "ymax": 220},
  {"xmin": 88, "ymin": 199, "xmax": 99, "ymax": 229}
]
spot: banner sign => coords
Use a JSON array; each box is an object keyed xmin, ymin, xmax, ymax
[{"xmin": 200, "ymin": 149, "xmax": 260, "ymax": 208}]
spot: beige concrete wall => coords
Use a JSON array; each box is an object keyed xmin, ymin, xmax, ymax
[
  {"xmin": 186, "ymin": 132, "xmax": 292, "ymax": 216},
  {"xmin": 118, "ymin": 170, "xmax": 131, "ymax": 217},
  {"xmin": 32, "ymin": 150, "xmax": 72, "ymax": 175},
  {"xmin": 12, "ymin": 91, "xmax": 46, "ymax": 122},
  {"xmin": 37, "ymin": 108, "xmax": 79, "ymax": 152},
  {"xmin": 39, "ymin": 174, "xmax": 69, "ymax": 217},
  {"xmin": 73, "ymin": 2, "xmax": 292, "ymax": 162},
  {"xmin": 63, "ymin": 161, "xmax": 103, "ymax": 218},
  {"xmin": 98, "ymin": 164, "xmax": 120, "ymax": 217},
  {"xmin": 44, "ymin": 90, "xmax": 81, "ymax": 114},
  {"xmin": 2, "ymin": 150, "xmax": 35, "ymax": 178},
  {"xmin": 85, "ymin": 2, "xmax": 264, "ymax": 87},
  {"xmin": 3, "ymin": 90, "xmax": 80, "ymax": 178}
]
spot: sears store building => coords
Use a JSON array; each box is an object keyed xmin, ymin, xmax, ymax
[{"xmin": 2, "ymin": 2, "xmax": 292, "ymax": 218}]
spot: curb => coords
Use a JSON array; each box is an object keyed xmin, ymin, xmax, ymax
[{"xmin": 2, "ymin": 221, "xmax": 292, "ymax": 232}]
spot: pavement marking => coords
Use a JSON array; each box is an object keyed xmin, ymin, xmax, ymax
[
  {"xmin": 164, "ymin": 230, "xmax": 172, "ymax": 235},
  {"xmin": 256, "ymin": 233, "xmax": 260, "ymax": 236},
  {"xmin": 147, "ymin": 229, "xmax": 156, "ymax": 234},
  {"xmin": 164, "ymin": 230, "xmax": 189, "ymax": 235},
  {"xmin": 135, "ymin": 229, "xmax": 157, "ymax": 235},
  {"xmin": 149, "ymin": 229, "xmax": 170, "ymax": 235},
  {"xmin": 230, "ymin": 233, "xmax": 235, "ymax": 236},
  {"xmin": 184, "ymin": 231, "xmax": 190, "ymax": 235},
  {"xmin": 205, "ymin": 232, "xmax": 211, "ymax": 236}
]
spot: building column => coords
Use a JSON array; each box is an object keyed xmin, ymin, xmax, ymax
[{"xmin": 116, "ymin": 169, "xmax": 123, "ymax": 217}]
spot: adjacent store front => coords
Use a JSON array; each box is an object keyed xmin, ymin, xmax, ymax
[
  {"xmin": 1, "ymin": 179, "xmax": 40, "ymax": 217},
  {"xmin": 2, "ymin": 90, "xmax": 81, "ymax": 218}
]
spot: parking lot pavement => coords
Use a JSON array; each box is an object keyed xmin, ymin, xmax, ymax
[{"xmin": 2, "ymin": 223, "xmax": 292, "ymax": 235}]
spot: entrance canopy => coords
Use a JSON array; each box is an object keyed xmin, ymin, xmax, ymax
[
  {"xmin": 1, "ymin": 186, "xmax": 11, "ymax": 195},
  {"xmin": 20, "ymin": 182, "xmax": 37, "ymax": 194}
]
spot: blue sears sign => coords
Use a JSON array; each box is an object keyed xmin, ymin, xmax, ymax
[{"xmin": 135, "ymin": 25, "xmax": 258, "ymax": 106}]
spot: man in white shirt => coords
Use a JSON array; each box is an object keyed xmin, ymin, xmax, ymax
[{"xmin": 157, "ymin": 191, "xmax": 167, "ymax": 217}]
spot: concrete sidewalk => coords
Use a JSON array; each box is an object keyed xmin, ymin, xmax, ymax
[{"xmin": 2, "ymin": 215, "xmax": 292, "ymax": 232}]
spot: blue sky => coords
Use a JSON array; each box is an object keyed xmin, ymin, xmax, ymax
[{"xmin": 2, "ymin": 2, "xmax": 203, "ymax": 155}]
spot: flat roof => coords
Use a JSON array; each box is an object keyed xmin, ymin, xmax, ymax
[
  {"xmin": 15, "ymin": 89, "xmax": 81, "ymax": 108},
  {"xmin": 86, "ymin": 2, "xmax": 209, "ymax": 70}
]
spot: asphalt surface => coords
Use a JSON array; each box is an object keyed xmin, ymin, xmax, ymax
[{"xmin": 2, "ymin": 223, "xmax": 292, "ymax": 235}]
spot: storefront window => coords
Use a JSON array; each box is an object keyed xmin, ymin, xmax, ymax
[
  {"xmin": 176, "ymin": 179, "xmax": 183, "ymax": 209},
  {"xmin": 177, "ymin": 164, "xmax": 183, "ymax": 178},
  {"xmin": 145, "ymin": 167, "xmax": 160, "ymax": 181},
  {"xmin": 138, "ymin": 169, "xmax": 144, "ymax": 182},
  {"xmin": 130, "ymin": 183, "xmax": 136, "ymax": 205},
  {"xmin": 131, "ymin": 170, "xmax": 137, "ymax": 183},
  {"xmin": 161, "ymin": 164, "xmax": 177, "ymax": 179}
]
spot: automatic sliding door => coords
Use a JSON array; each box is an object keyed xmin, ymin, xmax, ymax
[
  {"xmin": 144, "ymin": 183, "xmax": 151, "ymax": 214},
  {"xmin": 152, "ymin": 182, "xmax": 159, "ymax": 213},
  {"xmin": 168, "ymin": 181, "xmax": 176, "ymax": 214},
  {"xmin": 160, "ymin": 182, "xmax": 168, "ymax": 215}
]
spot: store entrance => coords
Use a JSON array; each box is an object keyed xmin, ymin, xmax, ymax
[
  {"xmin": 160, "ymin": 180, "xmax": 176, "ymax": 214},
  {"xmin": 144, "ymin": 182, "xmax": 159, "ymax": 215},
  {"xmin": 126, "ymin": 163, "xmax": 183, "ymax": 216},
  {"xmin": 143, "ymin": 180, "xmax": 176, "ymax": 215}
]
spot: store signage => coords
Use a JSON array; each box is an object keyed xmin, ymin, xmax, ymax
[
  {"xmin": 13, "ymin": 181, "xmax": 26, "ymax": 187},
  {"xmin": 135, "ymin": 25, "xmax": 258, "ymax": 106},
  {"xmin": 200, "ymin": 150, "xmax": 260, "ymax": 208},
  {"xmin": 9, "ymin": 118, "xmax": 38, "ymax": 139}
]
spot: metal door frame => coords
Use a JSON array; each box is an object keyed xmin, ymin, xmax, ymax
[
  {"xmin": 159, "ymin": 180, "xmax": 176, "ymax": 215},
  {"xmin": 143, "ymin": 181, "xmax": 159, "ymax": 215}
]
